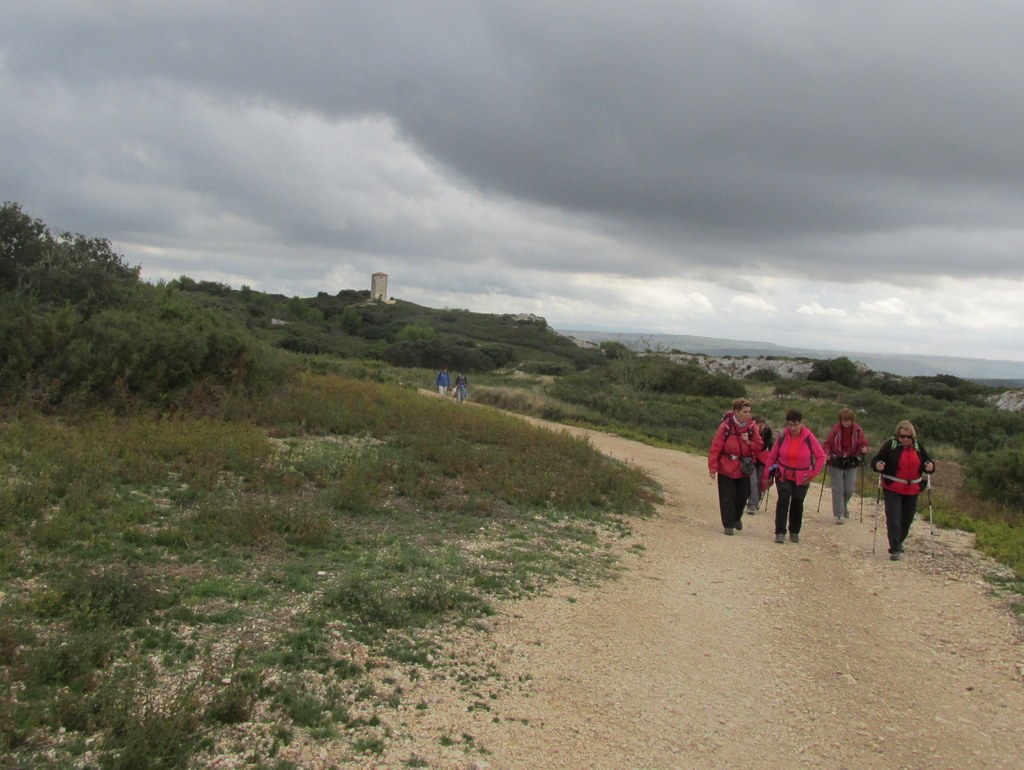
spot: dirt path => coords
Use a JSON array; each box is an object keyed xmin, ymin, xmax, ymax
[{"xmin": 371, "ymin": 421, "xmax": 1024, "ymax": 769}]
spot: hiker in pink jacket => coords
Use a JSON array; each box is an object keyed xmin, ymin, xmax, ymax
[
  {"xmin": 708, "ymin": 398, "xmax": 764, "ymax": 536},
  {"xmin": 822, "ymin": 407, "xmax": 869, "ymax": 525},
  {"xmin": 762, "ymin": 409, "xmax": 826, "ymax": 544}
]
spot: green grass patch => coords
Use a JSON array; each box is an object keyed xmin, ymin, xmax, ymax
[
  {"xmin": 935, "ymin": 508, "xmax": 1024, "ymax": 577},
  {"xmin": 0, "ymin": 372, "xmax": 656, "ymax": 767}
]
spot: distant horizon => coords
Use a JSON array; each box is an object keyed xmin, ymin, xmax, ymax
[{"xmin": 554, "ymin": 327, "xmax": 1024, "ymax": 381}]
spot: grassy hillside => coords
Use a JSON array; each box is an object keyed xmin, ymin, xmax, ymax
[{"xmin": 174, "ymin": 278, "xmax": 602, "ymax": 376}]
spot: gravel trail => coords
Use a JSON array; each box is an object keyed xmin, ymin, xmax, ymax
[{"xmin": 362, "ymin": 421, "xmax": 1024, "ymax": 769}]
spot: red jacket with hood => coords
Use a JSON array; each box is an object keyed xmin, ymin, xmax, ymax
[
  {"xmin": 822, "ymin": 421, "xmax": 869, "ymax": 461},
  {"xmin": 708, "ymin": 412, "xmax": 764, "ymax": 479}
]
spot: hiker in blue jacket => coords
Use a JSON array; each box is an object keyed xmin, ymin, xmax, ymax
[{"xmin": 435, "ymin": 366, "xmax": 451, "ymax": 396}]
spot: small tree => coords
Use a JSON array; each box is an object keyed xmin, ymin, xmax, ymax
[
  {"xmin": 396, "ymin": 323, "xmax": 437, "ymax": 342},
  {"xmin": 340, "ymin": 306, "xmax": 362, "ymax": 334},
  {"xmin": 808, "ymin": 356, "xmax": 861, "ymax": 388},
  {"xmin": 1, "ymin": 201, "xmax": 140, "ymax": 316}
]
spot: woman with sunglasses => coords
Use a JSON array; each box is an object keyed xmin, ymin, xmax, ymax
[{"xmin": 871, "ymin": 420, "xmax": 936, "ymax": 561}]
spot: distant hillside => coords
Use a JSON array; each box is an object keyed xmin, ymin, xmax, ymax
[
  {"xmin": 557, "ymin": 329, "xmax": 1024, "ymax": 383},
  {"xmin": 170, "ymin": 281, "xmax": 603, "ymax": 375}
]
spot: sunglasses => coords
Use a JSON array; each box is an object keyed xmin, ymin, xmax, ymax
[{"xmin": 897, "ymin": 433, "xmax": 913, "ymax": 439}]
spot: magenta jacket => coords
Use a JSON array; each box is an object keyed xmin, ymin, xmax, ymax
[{"xmin": 762, "ymin": 426, "xmax": 826, "ymax": 487}]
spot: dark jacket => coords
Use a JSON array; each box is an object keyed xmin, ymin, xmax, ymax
[{"xmin": 871, "ymin": 437, "xmax": 934, "ymax": 495}]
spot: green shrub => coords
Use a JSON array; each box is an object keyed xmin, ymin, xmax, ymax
[
  {"xmin": 519, "ymin": 360, "xmax": 571, "ymax": 376},
  {"xmin": 204, "ymin": 670, "xmax": 264, "ymax": 725},
  {"xmin": 26, "ymin": 625, "xmax": 116, "ymax": 690},
  {"xmin": 396, "ymin": 323, "xmax": 437, "ymax": 342},
  {"xmin": 965, "ymin": 435, "xmax": 1024, "ymax": 512},
  {"xmin": 808, "ymin": 356, "xmax": 862, "ymax": 388},
  {"xmin": 96, "ymin": 667, "xmax": 204, "ymax": 770},
  {"xmin": 322, "ymin": 543, "xmax": 491, "ymax": 636},
  {"xmin": 61, "ymin": 565, "xmax": 162, "ymax": 628}
]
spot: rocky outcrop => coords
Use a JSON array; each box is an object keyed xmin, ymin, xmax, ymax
[
  {"xmin": 667, "ymin": 353, "xmax": 814, "ymax": 380},
  {"xmin": 990, "ymin": 390, "xmax": 1024, "ymax": 412}
]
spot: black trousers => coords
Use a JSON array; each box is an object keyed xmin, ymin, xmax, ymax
[
  {"xmin": 717, "ymin": 474, "xmax": 750, "ymax": 529},
  {"xmin": 774, "ymin": 480, "xmax": 809, "ymax": 535},
  {"xmin": 882, "ymin": 489, "xmax": 919, "ymax": 553}
]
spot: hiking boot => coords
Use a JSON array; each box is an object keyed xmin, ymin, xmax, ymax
[
  {"xmin": 835, "ymin": 516, "xmax": 844, "ymax": 525},
  {"xmin": 746, "ymin": 506, "xmax": 757, "ymax": 515},
  {"xmin": 890, "ymin": 551, "xmax": 901, "ymax": 561},
  {"xmin": 774, "ymin": 533, "xmax": 785, "ymax": 544},
  {"xmin": 723, "ymin": 528, "xmax": 735, "ymax": 536},
  {"xmin": 734, "ymin": 519, "xmax": 743, "ymax": 531},
  {"xmin": 789, "ymin": 533, "xmax": 800, "ymax": 543}
]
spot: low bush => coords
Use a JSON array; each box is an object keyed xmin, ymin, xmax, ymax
[{"xmin": 965, "ymin": 435, "xmax": 1024, "ymax": 513}]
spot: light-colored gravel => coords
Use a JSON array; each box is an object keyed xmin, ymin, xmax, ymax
[{"xmin": 319, "ymin": 420, "xmax": 1024, "ymax": 769}]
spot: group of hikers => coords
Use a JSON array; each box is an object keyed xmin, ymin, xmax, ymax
[
  {"xmin": 708, "ymin": 398, "xmax": 935, "ymax": 561},
  {"xmin": 435, "ymin": 366, "xmax": 469, "ymax": 404},
  {"xmin": 431, "ymin": 370, "xmax": 935, "ymax": 559}
]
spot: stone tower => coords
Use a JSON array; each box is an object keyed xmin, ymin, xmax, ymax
[{"xmin": 371, "ymin": 272, "xmax": 388, "ymax": 302}]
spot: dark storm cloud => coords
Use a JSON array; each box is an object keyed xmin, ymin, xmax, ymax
[
  {"xmin": 2, "ymin": 0, "xmax": 1024, "ymax": 366},
  {"xmin": 5, "ymin": 2, "xmax": 1024, "ymax": 284}
]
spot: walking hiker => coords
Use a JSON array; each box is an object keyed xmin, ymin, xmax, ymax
[
  {"xmin": 746, "ymin": 415, "xmax": 773, "ymax": 513},
  {"xmin": 435, "ymin": 366, "xmax": 451, "ymax": 397},
  {"xmin": 871, "ymin": 420, "xmax": 935, "ymax": 561},
  {"xmin": 708, "ymin": 398, "xmax": 764, "ymax": 536},
  {"xmin": 762, "ymin": 409, "xmax": 826, "ymax": 544},
  {"xmin": 452, "ymin": 372, "xmax": 469, "ymax": 403},
  {"xmin": 822, "ymin": 407, "xmax": 870, "ymax": 525}
]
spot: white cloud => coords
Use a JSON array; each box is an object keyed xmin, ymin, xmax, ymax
[
  {"xmin": 796, "ymin": 301, "xmax": 846, "ymax": 318},
  {"xmin": 858, "ymin": 298, "xmax": 911, "ymax": 317},
  {"xmin": 731, "ymin": 295, "xmax": 778, "ymax": 313}
]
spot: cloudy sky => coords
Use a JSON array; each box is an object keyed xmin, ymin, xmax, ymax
[{"xmin": 2, "ymin": 2, "xmax": 1022, "ymax": 361}]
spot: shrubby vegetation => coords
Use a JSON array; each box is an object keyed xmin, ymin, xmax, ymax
[
  {"xmin": 1, "ymin": 374, "xmax": 657, "ymax": 766},
  {"xmin": 3, "ymin": 203, "xmax": 1020, "ymax": 516},
  {"xmin": 542, "ymin": 350, "xmax": 740, "ymax": 442},
  {"xmin": 0, "ymin": 203, "xmax": 284, "ymax": 407},
  {"xmin": 964, "ymin": 434, "xmax": 1024, "ymax": 511},
  {"xmin": 808, "ymin": 355, "xmax": 862, "ymax": 388}
]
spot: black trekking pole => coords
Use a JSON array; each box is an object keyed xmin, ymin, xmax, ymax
[
  {"xmin": 856, "ymin": 456, "xmax": 864, "ymax": 524},
  {"xmin": 816, "ymin": 463, "xmax": 828, "ymax": 513},
  {"xmin": 927, "ymin": 476, "xmax": 936, "ymax": 536},
  {"xmin": 872, "ymin": 473, "xmax": 882, "ymax": 555},
  {"xmin": 760, "ymin": 468, "xmax": 774, "ymax": 513}
]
